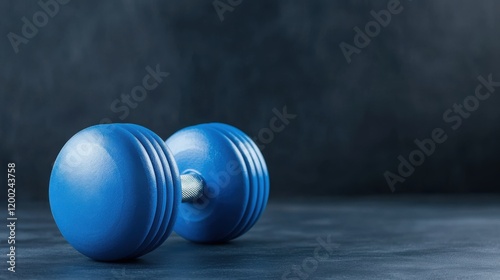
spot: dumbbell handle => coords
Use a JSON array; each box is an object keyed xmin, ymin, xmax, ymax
[{"xmin": 180, "ymin": 174, "xmax": 205, "ymax": 203}]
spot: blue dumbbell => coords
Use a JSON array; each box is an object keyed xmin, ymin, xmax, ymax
[{"xmin": 49, "ymin": 123, "xmax": 269, "ymax": 261}]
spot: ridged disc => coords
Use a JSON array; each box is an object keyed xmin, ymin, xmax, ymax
[
  {"xmin": 168, "ymin": 123, "xmax": 269, "ymax": 243},
  {"xmin": 49, "ymin": 124, "xmax": 180, "ymax": 261}
]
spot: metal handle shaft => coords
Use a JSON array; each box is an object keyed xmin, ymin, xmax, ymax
[{"xmin": 180, "ymin": 173, "xmax": 205, "ymax": 203}]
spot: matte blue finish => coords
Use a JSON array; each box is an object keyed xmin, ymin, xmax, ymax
[
  {"xmin": 168, "ymin": 123, "xmax": 269, "ymax": 243},
  {"xmin": 49, "ymin": 124, "xmax": 181, "ymax": 261},
  {"xmin": 49, "ymin": 122, "xmax": 269, "ymax": 260},
  {"xmin": 211, "ymin": 123, "xmax": 270, "ymax": 240}
]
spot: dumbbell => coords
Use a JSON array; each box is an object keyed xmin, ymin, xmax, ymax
[{"xmin": 49, "ymin": 123, "xmax": 269, "ymax": 261}]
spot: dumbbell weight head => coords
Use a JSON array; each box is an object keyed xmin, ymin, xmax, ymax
[
  {"xmin": 168, "ymin": 123, "xmax": 269, "ymax": 243},
  {"xmin": 49, "ymin": 123, "xmax": 269, "ymax": 261}
]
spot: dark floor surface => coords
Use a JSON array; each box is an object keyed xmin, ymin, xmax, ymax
[{"xmin": 2, "ymin": 195, "xmax": 500, "ymax": 279}]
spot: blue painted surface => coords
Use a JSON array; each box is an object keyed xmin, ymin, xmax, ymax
[{"xmin": 49, "ymin": 123, "xmax": 268, "ymax": 260}]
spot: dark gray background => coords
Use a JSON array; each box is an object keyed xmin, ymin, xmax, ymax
[{"xmin": 1, "ymin": 0, "xmax": 499, "ymax": 201}]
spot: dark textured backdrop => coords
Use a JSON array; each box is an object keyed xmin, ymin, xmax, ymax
[{"xmin": 1, "ymin": 0, "xmax": 499, "ymax": 201}]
